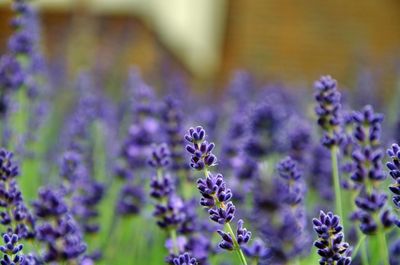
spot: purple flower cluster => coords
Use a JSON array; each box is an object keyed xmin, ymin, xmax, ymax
[
  {"xmin": 185, "ymin": 126, "xmax": 251, "ymax": 257},
  {"xmin": 172, "ymin": 253, "xmax": 197, "ymax": 265},
  {"xmin": 162, "ymin": 97, "xmax": 188, "ymax": 173},
  {"xmin": 313, "ymin": 211, "xmax": 352, "ymax": 265},
  {"xmin": 314, "ymin": 75, "xmax": 342, "ymax": 148},
  {"xmin": 387, "ymin": 144, "xmax": 400, "ymax": 210},
  {"xmin": 60, "ymin": 150, "xmax": 105, "ymax": 239},
  {"xmin": 32, "ymin": 187, "xmax": 87, "ymax": 263},
  {"xmin": 185, "ymin": 126, "xmax": 217, "ymax": 170},
  {"xmin": 244, "ymin": 102, "xmax": 285, "ymax": 158},
  {"xmin": 0, "ymin": 149, "xmax": 34, "ymax": 239},
  {"xmin": 0, "ymin": 233, "xmax": 25, "ymax": 265},
  {"xmin": 255, "ymin": 157, "xmax": 308, "ymax": 263},
  {"xmin": 350, "ymin": 105, "xmax": 394, "ymax": 234}
]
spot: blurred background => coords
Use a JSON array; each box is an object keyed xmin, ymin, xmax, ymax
[{"xmin": 1, "ymin": 0, "xmax": 400, "ymax": 96}]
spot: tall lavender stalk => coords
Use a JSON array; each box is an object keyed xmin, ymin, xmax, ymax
[
  {"xmin": 314, "ymin": 75, "xmax": 344, "ymax": 219},
  {"xmin": 148, "ymin": 143, "xmax": 185, "ymax": 260},
  {"xmin": 185, "ymin": 126, "xmax": 250, "ymax": 265},
  {"xmin": 350, "ymin": 105, "xmax": 393, "ymax": 265}
]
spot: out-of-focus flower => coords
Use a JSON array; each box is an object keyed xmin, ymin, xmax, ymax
[
  {"xmin": 32, "ymin": 187, "xmax": 87, "ymax": 263},
  {"xmin": 0, "ymin": 149, "xmax": 35, "ymax": 239},
  {"xmin": 350, "ymin": 105, "xmax": 394, "ymax": 234}
]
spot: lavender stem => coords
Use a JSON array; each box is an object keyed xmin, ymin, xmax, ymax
[{"xmin": 331, "ymin": 146, "xmax": 343, "ymax": 222}]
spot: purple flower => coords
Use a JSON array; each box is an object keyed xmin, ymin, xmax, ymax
[
  {"xmin": 185, "ymin": 126, "xmax": 217, "ymax": 170},
  {"xmin": 244, "ymin": 102, "xmax": 285, "ymax": 158},
  {"xmin": 209, "ymin": 201, "xmax": 236, "ymax": 224},
  {"xmin": 350, "ymin": 105, "xmax": 393, "ymax": 234},
  {"xmin": 0, "ymin": 233, "xmax": 25, "ymax": 265},
  {"xmin": 154, "ymin": 195, "xmax": 185, "ymax": 230},
  {"xmin": 197, "ymin": 173, "xmax": 232, "ymax": 208},
  {"xmin": 242, "ymin": 238, "xmax": 270, "ymax": 262},
  {"xmin": 172, "ymin": 253, "xmax": 197, "ymax": 265},
  {"xmin": 0, "ymin": 55, "xmax": 24, "ymax": 92},
  {"xmin": 352, "ymin": 105, "xmax": 383, "ymax": 146},
  {"xmin": 0, "ymin": 149, "xmax": 34, "ymax": 239},
  {"xmin": 32, "ymin": 187, "xmax": 87, "ymax": 263},
  {"xmin": 59, "ymin": 150, "xmax": 105, "ymax": 235},
  {"xmin": 314, "ymin": 75, "xmax": 343, "ymax": 148},
  {"xmin": 150, "ymin": 173, "xmax": 174, "ymax": 200},
  {"xmin": 217, "ymin": 220, "xmax": 251, "ymax": 251},
  {"xmin": 254, "ymin": 157, "xmax": 309, "ymax": 262},
  {"xmin": 116, "ymin": 183, "xmax": 145, "ymax": 216},
  {"xmin": 313, "ymin": 211, "xmax": 352, "ymax": 265},
  {"xmin": 386, "ymin": 144, "xmax": 400, "ymax": 209},
  {"xmin": 148, "ymin": 143, "xmax": 171, "ymax": 169},
  {"xmin": 161, "ymin": 97, "xmax": 187, "ymax": 172},
  {"xmin": 185, "ymin": 126, "xmax": 251, "ymax": 255}
]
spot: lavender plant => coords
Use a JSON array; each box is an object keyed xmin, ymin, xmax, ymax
[
  {"xmin": 314, "ymin": 75, "xmax": 344, "ymax": 219},
  {"xmin": 350, "ymin": 105, "xmax": 393, "ymax": 265},
  {"xmin": 32, "ymin": 187, "xmax": 87, "ymax": 263},
  {"xmin": 185, "ymin": 126, "xmax": 251, "ymax": 265}
]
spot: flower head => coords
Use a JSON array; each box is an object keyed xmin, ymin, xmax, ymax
[
  {"xmin": 312, "ymin": 211, "xmax": 352, "ymax": 265},
  {"xmin": 172, "ymin": 253, "xmax": 197, "ymax": 265},
  {"xmin": 314, "ymin": 75, "xmax": 342, "ymax": 148},
  {"xmin": 148, "ymin": 143, "xmax": 171, "ymax": 169},
  {"xmin": 0, "ymin": 233, "xmax": 25, "ymax": 265},
  {"xmin": 185, "ymin": 126, "xmax": 217, "ymax": 170},
  {"xmin": 386, "ymin": 143, "xmax": 400, "ymax": 209}
]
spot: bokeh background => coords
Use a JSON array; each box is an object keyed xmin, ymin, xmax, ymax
[{"xmin": 1, "ymin": 0, "xmax": 400, "ymax": 95}]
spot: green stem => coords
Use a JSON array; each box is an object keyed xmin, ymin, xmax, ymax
[
  {"xmin": 251, "ymin": 257, "xmax": 259, "ymax": 265},
  {"xmin": 225, "ymin": 222, "xmax": 248, "ymax": 265},
  {"xmin": 352, "ymin": 234, "xmax": 369, "ymax": 265},
  {"xmin": 157, "ymin": 168, "xmax": 163, "ymax": 181},
  {"xmin": 169, "ymin": 229, "xmax": 179, "ymax": 255},
  {"xmin": 330, "ymin": 146, "xmax": 343, "ymax": 220},
  {"xmin": 377, "ymin": 230, "xmax": 389, "ymax": 265}
]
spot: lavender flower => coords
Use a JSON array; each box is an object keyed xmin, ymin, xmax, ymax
[
  {"xmin": 162, "ymin": 97, "xmax": 187, "ymax": 173},
  {"xmin": 172, "ymin": 253, "xmax": 197, "ymax": 265},
  {"xmin": 116, "ymin": 184, "xmax": 145, "ymax": 216},
  {"xmin": 60, "ymin": 151, "xmax": 105, "ymax": 235},
  {"xmin": 314, "ymin": 75, "xmax": 342, "ymax": 148},
  {"xmin": 386, "ymin": 144, "xmax": 400, "ymax": 209},
  {"xmin": 350, "ymin": 105, "xmax": 393, "ymax": 234},
  {"xmin": 32, "ymin": 187, "xmax": 87, "ymax": 263},
  {"xmin": 185, "ymin": 126, "xmax": 217, "ymax": 170},
  {"xmin": 255, "ymin": 157, "xmax": 309, "ymax": 263},
  {"xmin": 185, "ymin": 126, "xmax": 250, "ymax": 265},
  {"xmin": 0, "ymin": 233, "xmax": 25, "ymax": 265},
  {"xmin": 242, "ymin": 238, "xmax": 270, "ymax": 264},
  {"xmin": 312, "ymin": 211, "xmax": 352, "ymax": 265},
  {"xmin": 148, "ymin": 143, "xmax": 171, "ymax": 169},
  {"xmin": 0, "ymin": 149, "xmax": 34, "ymax": 239},
  {"xmin": 218, "ymin": 219, "xmax": 251, "ymax": 250},
  {"xmin": 9, "ymin": 0, "xmax": 35, "ymax": 56},
  {"xmin": 244, "ymin": 102, "xmax": 285, "ymax": 158}
]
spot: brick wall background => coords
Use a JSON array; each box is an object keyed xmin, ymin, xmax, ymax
[{"xmin": 1, "ymin": 1, "xmax": 400, "ymax": 94}]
